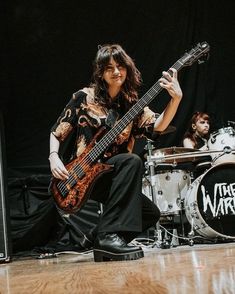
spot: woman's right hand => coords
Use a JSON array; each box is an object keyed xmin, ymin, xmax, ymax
[{"xmin": 49, "ymin": 153, "xmax": 69, "ymax": 180}]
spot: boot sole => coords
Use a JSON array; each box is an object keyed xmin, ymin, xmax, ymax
[{"xmin": 93, "ymin": 249, "xmax": 144, "ymax": 262}]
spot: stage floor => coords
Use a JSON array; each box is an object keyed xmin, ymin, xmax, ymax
[{"xmin": 1, "ymin": 241, "xmax": 235, "ymax": 293}]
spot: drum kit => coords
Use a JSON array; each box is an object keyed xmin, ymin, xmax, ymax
[{"xmin": 143, "ymin": 123, "xmax": 235, "ymax": 244}]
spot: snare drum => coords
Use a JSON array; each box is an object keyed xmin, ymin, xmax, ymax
[
  {"xmin": 185, "ymin": 162, "xmax": 235, "ymax": 239},
  {"xmin": 208, "ymin": 127, "xmax": 235, "ymax": 164},
  {"xmin": 142, "ymin": 169, "xmax": 191, "ymax": 215}
]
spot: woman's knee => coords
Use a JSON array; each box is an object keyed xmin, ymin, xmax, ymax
[{"xmin": 126, "ymin": 153, "xmax": 143, "ymax": 170}]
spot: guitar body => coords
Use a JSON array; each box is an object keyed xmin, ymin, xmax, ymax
[{"xmin": 51, "ymin": 128, "xmax": 113, "ymax": 213}]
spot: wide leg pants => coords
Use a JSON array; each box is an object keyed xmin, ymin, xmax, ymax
[{"xmin": 91, "ymin": 153, "xmax": 160, "ymax": 242}]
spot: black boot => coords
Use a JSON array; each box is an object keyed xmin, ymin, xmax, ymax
[{"xmin": 93, "ymin": 233, "xmax": 144, "ymax": 262}]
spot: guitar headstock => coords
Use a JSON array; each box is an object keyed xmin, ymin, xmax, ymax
[{"xmin": 179, "ymin": 42, "xmax": 210, "ymax": 67}]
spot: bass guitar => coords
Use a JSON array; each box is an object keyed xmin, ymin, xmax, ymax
[{"xmin": 51, "ymin": 42, "xmax": 210, "ymax": 213}]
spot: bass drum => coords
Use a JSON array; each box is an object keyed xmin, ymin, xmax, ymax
[
  {"xmin": 208, "ymin": 127, "xmax": 235, "ymax": 164},
  {"xmin": 185, "ymin": 162, "xmax": 235, "ymax": 239}
]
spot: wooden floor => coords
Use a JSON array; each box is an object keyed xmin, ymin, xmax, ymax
[{"xmin": 1, "ymin": 241, "xmax": 235, "ymax": 294}]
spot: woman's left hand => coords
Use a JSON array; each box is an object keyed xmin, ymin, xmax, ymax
[{"xmin": 159, "ymin": 68, "xmax": 182, "ymax": 100}]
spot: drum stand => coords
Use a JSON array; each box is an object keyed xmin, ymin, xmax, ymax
[
  {"xmin": 187, "ymin": 219, "xmax": 195, "ymax": 246},
  {"xmin": 145, "ymin": 139, "xmax": 169, "ymax": 248},
  {"xmin": 145, "ymin": 139, "xmax": 191, "ymax": 248},
  {"xmin": 177, "ymin": 186, "xmax": 185, "ymax": 238}
]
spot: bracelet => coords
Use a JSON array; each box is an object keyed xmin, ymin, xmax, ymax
[
  {"xmin": 48, "ymin": 151, "xmax": 58, "ymax": 161},
  {"xmin": 49, "ymin": 151, "xmax": 58, "ymax": 156}
]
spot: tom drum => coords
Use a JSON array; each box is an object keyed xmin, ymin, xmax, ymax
[{"xmin": 208, "ymin": 127, "xmax": 235, "ymax": 164}]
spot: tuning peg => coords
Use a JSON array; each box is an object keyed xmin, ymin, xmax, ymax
[{"xmin": 198, "ymin": 52, "xmax": 210, "ymax": 64}]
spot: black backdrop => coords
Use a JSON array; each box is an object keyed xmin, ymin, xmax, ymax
[
  {"xmin": 3, "ymin": 0, "xmax": 235, "ymax": 169},
  {"xmin": 2, "ymin": 0, "xmax": 235, "ymax": 253}
]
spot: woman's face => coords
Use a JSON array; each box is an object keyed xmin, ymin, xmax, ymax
[
  {"xmin": 193, "ymin": 117, "xmax": 210, "ymax": 137},
  {"xmin": 102, "ymin": 57, "xmax": 127, "ymax": 90}
]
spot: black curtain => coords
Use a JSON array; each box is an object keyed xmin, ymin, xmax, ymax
[
  {"xmin": 2, "ymin": 0, "xmax": 235, "ymax": 253},
  {"xmin": 3, "ymin": 0, "xmax": 235, "ymax": 168}
]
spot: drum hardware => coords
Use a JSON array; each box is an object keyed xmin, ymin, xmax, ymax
[
  {"xmin": 186, "ymin": 203, "xmax": 198, "ymax": 246},
  {"xmin": 211, "ymin": 146, "xmax": 234, "ymax": 164},
  {"xmin": 170, "ymin": 229, "xmax": 180, "ymax": 247},
  {"xmin": 187, "ymin": 224, "xmax": 195, "ymax": 246},
  {"xmin": 176, "ymin": 183, "xmax": 187, "ymax": 238},
  {"xmin": 144, "ymin": 139, "xmax": 169, "ymax": 248}
]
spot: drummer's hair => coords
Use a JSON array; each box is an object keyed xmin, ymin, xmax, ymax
[{"xmin": 191, "ymin": 112, "xmax": 210, "ymax": 125}]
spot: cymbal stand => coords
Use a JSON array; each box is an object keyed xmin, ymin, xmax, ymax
[
  {"xmin": 145, "ymin": 139, "xmax": 164, "ymax": 248},
  {"xmin": 177, "ymin": 184, "xmax": 185, "ymax": 238}
]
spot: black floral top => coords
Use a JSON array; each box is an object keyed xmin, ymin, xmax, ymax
[{"xmin": 51, "ymin": 87, "xmax": 158, "ymax": 161}]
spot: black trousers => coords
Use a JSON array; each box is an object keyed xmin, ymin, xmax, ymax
[{"xmin": 91, "ymin": 153, "xmax": 160, "ymax": 242}]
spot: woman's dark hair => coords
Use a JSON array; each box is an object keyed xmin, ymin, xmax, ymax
[
  {"xmin": 183, "ymin": 111, "xmax": 210, "ymax": 147},
  {"xmin": 92, "ymin": 44, "xmax": 142, "ymax": 105}
]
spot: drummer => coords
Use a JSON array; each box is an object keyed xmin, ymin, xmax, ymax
[
  {"xmin": 183, "ymin": 111, "xmax": 211, "ymax": 177},
  {"xmin": 183, "ymin": 111, "xmax": 210, "ymax": 150}
]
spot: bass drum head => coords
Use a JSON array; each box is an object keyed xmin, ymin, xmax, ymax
[{"xmin": 185, "ymin": 162, "xmax": 235, "ymax": 239}]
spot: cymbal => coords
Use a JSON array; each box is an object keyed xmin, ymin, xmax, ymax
[
  {"xmin": 147, "ymin": 146, "xmax": 200, "ymax": 163},
  {"xmin": 152, "ymin": 147, "xmax": 199, "ymax": 155},
  {"xmin": 154, "ymin": 125, "xmax": 176, "ymax": 135}
]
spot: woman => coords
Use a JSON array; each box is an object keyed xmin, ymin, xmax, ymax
[
  {"xmin": 183, "ymin": 112, "xmax": 210, "ymax": 150},
  {"xmin": 49, "ymin": 44, "xmax": 183, "ymax": 262}
]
